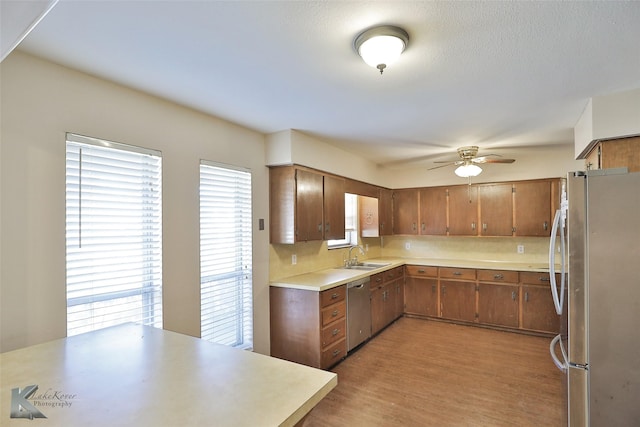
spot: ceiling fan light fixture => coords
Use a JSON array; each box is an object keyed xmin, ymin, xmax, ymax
[
  {"xmin": 354, "ymin": 25, "xmax": 409, "ymax": 74},
  {"xmin": 455, "ymin": 163, "xmax": 482, "ymax": 178}
]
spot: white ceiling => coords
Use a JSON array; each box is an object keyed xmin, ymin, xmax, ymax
[{"xmin": 11, "ymin": 0, "xmax": 640, "ymax": 169}]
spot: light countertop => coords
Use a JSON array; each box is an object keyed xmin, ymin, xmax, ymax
[
  {"xmin": 1, "ymin": 324, "xmax": 337, "ymax": 426},
  {"xmin": 270, "ymin": 257, "xmax": 554, "ymax": 291}
]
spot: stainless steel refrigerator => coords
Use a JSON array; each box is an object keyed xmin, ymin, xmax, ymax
[{"xmin": 550, "ymin": 169, "xmax": 640, "ymax": 426}]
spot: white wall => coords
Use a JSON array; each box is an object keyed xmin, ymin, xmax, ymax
[{"xmin": 0, "ymin": 51, "xmax": 271, "ymax": 355}]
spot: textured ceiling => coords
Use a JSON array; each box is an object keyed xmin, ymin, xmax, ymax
[{"xmin": 13, "ymin": 0, "xmax": 640, "ymax": 169}]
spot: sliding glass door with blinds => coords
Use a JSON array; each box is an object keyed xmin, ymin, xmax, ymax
[
  {"xmin": 200, "ymin": 161, "xmax": 253, "ymax": 350},
  {"xmin": 65, "ymin": 133, "xmax": 162, "ymax": 337}
]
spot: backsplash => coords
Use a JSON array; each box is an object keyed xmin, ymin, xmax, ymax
[{"xmin": 269, "ymin": 235, "xmax": 553, "ymax": 281}]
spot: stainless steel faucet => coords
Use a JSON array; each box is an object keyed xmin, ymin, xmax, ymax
[{"xmin": 347, "ymin": 245, "xmax": 366, "ymax": 266}]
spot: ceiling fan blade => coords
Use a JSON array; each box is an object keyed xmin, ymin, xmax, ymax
[
  {"xmin": 433, "ymin": 160, "xmax": 464, "ymax": 164},
  {"xmin": 428, "ymin": 162, "xmax": 458, "ymax": 170},
  {"xmin": 474, "ymin": 158, "xmax": 516, "ymax": 164}
]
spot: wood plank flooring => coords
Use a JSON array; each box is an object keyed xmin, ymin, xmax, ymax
[{"xmin": 303, "ymin": 317, "xmax": 565, "ymax": 427}]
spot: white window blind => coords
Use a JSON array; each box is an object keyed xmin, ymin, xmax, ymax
[
  {"xmin": 200, "ymin": 161, "xmax": 253, "ymax": 349},
  {"xmin": 328, "ymin": 193, "xmax": 358, "ymax": 248},
  {"xmin": 65, "ymin": 133, "xmax": 162, "ymax": 337}
]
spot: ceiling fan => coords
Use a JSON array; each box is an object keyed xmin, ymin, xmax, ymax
[{"xmin": 429, "ymin": 146, "xmax": 515, "ymax": 177}]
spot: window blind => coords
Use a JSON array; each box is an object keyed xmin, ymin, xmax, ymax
[
  {"xmin": 65, "ymin": 133, "xmax": 162, "ymax": 337},
  {"xmin": 200, "ymin": 161, "xmax": 253, "ymax": 349}
]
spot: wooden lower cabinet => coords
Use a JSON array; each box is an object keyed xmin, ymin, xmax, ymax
[
  {"xmin": 270, "ymin": 285, "xmax": 347, "ymax": 369},
  {"xmin": 440, "ymin": 280, "xmax": 476, "ymax": 322},
  {"xmin": 371, "ymin": 267, "xmax": 404, "ymax": 335},
  {"xmin": 404, "ymin": 265, "xmax": 439, "ymax": 317},
  {"xmin": 478, "ymin": 283, "xmax": 519, "ymax": 328},
  {"xmin": 521, "ymin": 285, "xmax": 560, "ymax": 333}
]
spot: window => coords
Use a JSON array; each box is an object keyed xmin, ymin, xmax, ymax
[
  {"xmin": 65, "ymin": 133, "xmax": 162, "ymax": 336},
  {"xmin": 200, "ymin": 161, "xmax": 253, "ymax": 349},
  {"xmin": 328, "ymin": 193, "xmax": 358, "ymax": 248}
]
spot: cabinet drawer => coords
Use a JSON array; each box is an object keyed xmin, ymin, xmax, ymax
[
  {"xmin": 369, "ymin": 272, "xmax": 384, "ymax": 289},
  {"xmin": 405, "ymin": 265, "xmax": 438, "ymax": 277},
  {"xmin": 520, "ymin": 271, "xmax": 555, "ymax": 285},
  {"xmin": 320, "ymin": 285, "xmax": 346, "ymax": 307},
  {"xmin": 477, "ymin": 269, "xmax": 518, "ymax": 283},
  {"xmin": 321, "ymin": 319, "xmax": 346, "ymax": 347},
  {"xmin": 384, "ymin": 266, "xmax": 404, "ymax": 282},
  {"xmin": 321, "ymin": 338, "xmax": 346, "ymax": 369},
  {"xmin": 321, "ymin": 301, "xmax": 346, "ymax": 326},
  {"xmin": 439, "ymin": 267, "xmax": 476, "ymax": 280}
]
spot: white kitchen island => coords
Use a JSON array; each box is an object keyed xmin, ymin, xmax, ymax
[{"xmin": 1, "ymin": 324, "xmax": 337, "ymax": 426}]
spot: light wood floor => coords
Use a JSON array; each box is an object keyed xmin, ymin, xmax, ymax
[{"xmin": 303, "ymin": 317, "xmax": 565, "ymax": 427}]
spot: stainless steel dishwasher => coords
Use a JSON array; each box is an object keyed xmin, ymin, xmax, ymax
[{"xmin": 347, "ymin": 277, "xmax": 372, "ymax": 352}]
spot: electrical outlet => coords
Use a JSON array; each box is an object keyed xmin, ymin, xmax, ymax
[
  {"xmin": 292, "ymin": 254, "xmax": 297, "ymax": 265},
  {"xmin": 517, "ymin": 245, "xmax": 525, "ymax": 254},
  {"xmin": 405, "ymin": 241, "xmax": 411, "ymax": 250}
]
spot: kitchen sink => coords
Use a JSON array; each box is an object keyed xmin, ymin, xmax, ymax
[{"xmin": 340, "ymin": 262, "xmax": 391, "ymax": 271}]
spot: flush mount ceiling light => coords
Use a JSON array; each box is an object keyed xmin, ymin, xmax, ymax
[
  {"xmin": 454, "ymin": 162, "xmax": 483, "ymax": 178},
  {"xmin": 354, "ymin": 25, "xmax": 409, "ymax": 74}
]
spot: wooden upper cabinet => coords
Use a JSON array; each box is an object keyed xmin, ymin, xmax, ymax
[
  {"xmin": 479, "ymin": 183, "xmax": 513, "ymax": 236},
  {"xmin": 514, "ymin": 180, "xmax": 552, "ymax": 237},
  {"xmin": 393, "ymin": 189, "xmax": 420, "ymax": 235},
  {"xmin": 323, "ymin": 174, "xmax": 345, "ymax": 240},
  {"xmin": 269, "ymin": 166, "xmax": 344, "ymax": 243},
  {"xmin": 584, "ymin": 136, "xmax": 640, "ymax": 173},
  {"xmin": 378, "ymin": 188, "xmax": 393, "ymax": 236},
  {"xmin": 295, "ymin": 169, "xmax": 324, "ymax": 242},
  {"xmin": 448, "ymin": 185, "xmax": 478, "ymax": 235},
  {"xmin": 419, "ymin": 187, "xmax": 447, "ymax": 235}
]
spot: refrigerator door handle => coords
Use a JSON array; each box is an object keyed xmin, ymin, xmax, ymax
[
  {"xmin": 549, "ymin": 209, "xmax": 565, "ymax": 315},
  {"xmin": 550, "ymin": 333, "xmax": 568, "ymax": 373}
]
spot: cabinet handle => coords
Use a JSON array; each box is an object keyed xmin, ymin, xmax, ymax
[
  {"xmin": 483, "ymin": 223, "xmax": 488, "ymax": 231},
  {"xmin": 544, "ymin": 221, "xmax": 549, "ymax": 230},
  {"xmin": 442, "ymin": 285, "xmax": 446, "ymax": 295},
  {"xmin": 325, "ymin": 222, "xmax": 330, "ymax": 233},
  {"xmin": 512, "ymin": 291, "xmax": 517, "ymax": 301},
  {"xmin": 418, "ymin": 269, "xmax": 425, "ymax": 273},
  {"xmin": 431, "ymin": 284, "xmax": 436, "ymax": 293},
  {"xmin": 332, "ymin": 349, "xmax": 340, "ymax": 357},
  {"xmin": 453, "ymin": 271, "xmax": 462, "ymax": 276},
  {"xmin": 376, "ymin": 277, "xmax": 382, "ymax": 283},
  {"xmin": 494, "ymin": 274, "xmax": 504, "ymax": 280},
  {"xmin": 331, "ymin": 293, "xmax": 339, "ymax": 300},
  {"xmin": 412, "ymin": 222, "xmax": 417, "ymax": 231},
  {"xmin": 317, "ymin": 223, "xmax": 322, "ymax": 232},
  {"xmin": 421, "ymin": 223, "xmax": 426, "ymax": 231},
  {"xmin": 332, "ymin": 310, "xmax": 338, "ymax": 317},
  {"xmin": 332, "ymin": 328, "xmax": 339, "ymax": 336},
  {"xmin": 471, "ymin": 222, "xmax": 476, "ymax": 231},
  {"xmin": 525, "ymin": 292, "xmax": 529, "ymax": 302},
  {"xmin": 539, "ymin": 276, "xmax": 550, "ymax": 282}
]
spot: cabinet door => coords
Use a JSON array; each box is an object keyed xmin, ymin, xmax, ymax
[
  {"xmin": 477, "ymin": 283, "xmax": 519, "ymax": 328},
  {"xmin": 323, "ymin": 174, "xmax": 345, "ymax": 240},
  {"xmin": 514, "ymin": 180, "xmax": 552, "ymax": 236},
  {"xmin": 404, "ymin": 276, "xmax": 438, "ymax": 317},
  {"xmin": 440, "ymin": 280, "xmax": 476, "ymax": 322},
  {"xmin": 371, "ymin": 285, "xmax": 386, "ymax": 335},
  {"xmin": 419, "ymin": 186, "xmax": 447, "ymax": 235},
  {"xmin": 378, "ymin": 188, "xmax": 393, "ymax": 236},
  {"xmin": 393, "ymin": 189, "xmax": 419, "ymax": 235},
  {"xmin": 392, "ymin": 279, "xmax": 404, "ymax": 320},
  {"xmin": 448, "ymin": 185, "xmax": 478, "ymax": 235},
  {"xmin": 521, "ymin": 285, "xmax": 560, "ymax": 333},
  {"xmin": 295, "ymin": 169, "xmax": 324, "ymax": 242},
  {"xmin": 479, "ymin": 183, "xmax": 513, "ymax": 236}
]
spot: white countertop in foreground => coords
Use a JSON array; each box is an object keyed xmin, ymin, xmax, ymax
[
  {"xmin": 270, "ymin": 257, "xmax": 554, "ymax": 291},
  {"xmin": 1, "ymin": 324, "xmax": 336, "ymax": 427}
]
